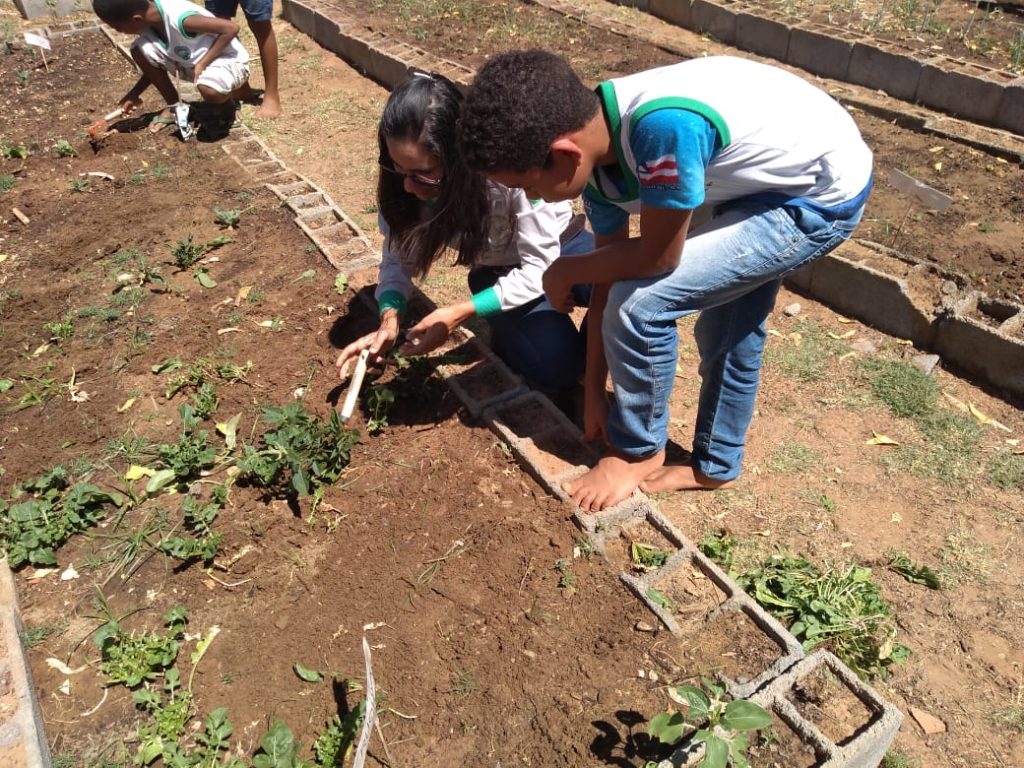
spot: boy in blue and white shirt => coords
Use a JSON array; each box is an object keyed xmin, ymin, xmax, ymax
[
  {"xmin": 460, "ymin": 51, "xmax": 872, "ymax": 511},
  {"xmin": 93, "ymin": 0, "xmax": 251, "ymax": 131}
]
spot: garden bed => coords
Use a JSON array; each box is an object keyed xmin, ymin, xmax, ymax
[{"xmin": 0, "ymin": 30, "xmax": 679, "ymax": 767}]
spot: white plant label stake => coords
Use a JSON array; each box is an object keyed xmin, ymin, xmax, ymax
[
  {"xmin": 352, "ymin": 636, "xmax": 377, "ymax": 768},
  {"xmin": 340, "ymin": 348, "xmax": 369, "ymax": 423},
  {"xmin": 23, "ymin": 31, "xmax": 51, "ymax": 72}
]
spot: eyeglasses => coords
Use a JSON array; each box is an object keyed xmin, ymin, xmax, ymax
[{"xmin": 379, "ymin": 161, "xmax": 443, "ymax": 188}]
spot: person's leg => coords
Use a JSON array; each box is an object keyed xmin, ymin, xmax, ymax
[
  {"xmin": 196, "ymin": 59, "xmax": 250, "ymax": 106},
  {"xmin": 241, "ymin": 0, "xmax": 281, "ymax": 118},
  {"xmin": 130, "ymin": 43, "xmax": 177, "ymax": 131},
  {"xmin": 570, "ymin": 201, "xmax": 860, "ymax": 509},
  {"xmin": 467, "ymin": 267, "xmax": 585, "ymax": 391}
]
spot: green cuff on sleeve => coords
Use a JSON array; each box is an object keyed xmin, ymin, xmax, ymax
[
  {"xmin": 471, "ymin": 287, "xmax": 502, "ymax": 318},
  {"xmin": 377, "ymin": 290, "xmax": 407, "ymax": 318}
]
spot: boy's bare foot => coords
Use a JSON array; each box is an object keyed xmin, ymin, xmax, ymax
[
  {"xmin": 564, "ymin": 449, "xmax": 665, "ymax": 512},
  {"xmin": 253, "ymin": 93, "xmax": 281, "ymax": 119},
  {"xmin": 149, "ymin": 108, "xmax": 175, "ymax": 134},
  {"xmin": 640, "ymin": 464, "xmax": 735, "ymax": 493}
]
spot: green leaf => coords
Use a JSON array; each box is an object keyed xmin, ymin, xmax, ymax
[
  {"xmin": 146, "ymin": 468, "xmax": 177, "ymax": 495},
  {"xmin": 293, "ymin": 661, "xmax": 324, "ymax": 682},
  {"xmin": 675, "ymin": 685, "xmax": 711, "ymax": 721},
  {"xmin": 152, "ymin": 358, "xmax": 184, "ymax": 374},
  {"xmin": 701, "ymin": 735, "xmax": 729, "ymax": 768},
  {"xmin": 334, "ymin": 273, "xmax": 348, "ymax": 294},
  {"xmin": 0, "ymin": 379, "xmax": 13, "ymax": 393},
  {"xmin": 253, "ymin": 721, "xmax": 298, "ymax": 768},
  {"xmin": 647, "ymin": 710, "xmax": 686, "ymax": 745},
  {"xmin": 194, "ymin": 269, "xmax": 218, "ymax": 288},
  {"xmin": 216, "ymin": 413, "xmax": 241, "ymax": 450},
  {"xmin": 722, "ymin": 700, "xmax": 773, "ymax": 732}
]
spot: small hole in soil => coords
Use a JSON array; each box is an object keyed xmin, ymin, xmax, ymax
[
  {"xmin": 492, "ymin": 395, "xmax": 560, "ymax": 437},
  {"xmin": 786, "ymin": 667, "xmax": 879, "ymax": 746}
]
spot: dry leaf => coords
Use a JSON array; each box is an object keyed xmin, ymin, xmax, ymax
[
  {"xmin": 837, "ymin": 316, "xmax": 854, "ymax": 324},
  {"xmin": 933, "ymin": 161, "xmax": 943, "ymax": 172},
  {"xmin": 866, "ymin": 432, "xmax": 899, "ymax": 446},
  {"xmin": 767, "ymin": 329, "xmax": 784, "ymax": 338},
  {"xmin": 928, "ymin": 146, "xmax": 945, "ymax": 153},
  {"xmin": 788, "ymin": 332, "xmax": 803, "ymax": 346},
  {"xmin": 894, "ymin": 338, "xmax": 914, "ymax": 346},
  {"xmin": 827, "ymin": 330, "xmax": 856, "ymax": 340},
  {"xmin": 839, "ymin": 351, "xmax": 856, "ymax": 362},
  {"xmin": 235, "ymin": 285, "xmax": 252, "ymax": 305},
  {"xmin": 46, "ymin": 658, "xmax": 89, "ymax": 675},
  {"xmin": 968, "ymin": 403, "xmax": 1011, "ymax": 432},
  {"xmin": 943, "ymin": 392, "xmax": 969, "ymax": 411},
  {"xmin": 117, "ymin": 397, "xmax": 135, "ymax": 413},
  {"xmin": 217, "ymin": 327, "xmax": 241, "ymax": 335}
]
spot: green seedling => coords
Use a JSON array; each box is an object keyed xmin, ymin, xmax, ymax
[
  {"xmin": 451, "ymin": 668, "xmax": 476, "ymax": 699},
  {"xmin": 699, "ymin": 531, "xmax": 737, "ymax": 572},
  {"xmin": 158, "ymin": 483, "xmax": 227, "ymax": 564},
  {"xmin": 15, "ymin": 70, "xmax": 30, "ymax": 87},
  {"xmin": 213, "ymin": 207, "xmax": 246, "ymax": 229},
  {"xmin": 630, "ymin": 541, "xmax": 671, "ymax": 572},
  {"xmin": 646, "ymin": 587, "xmax": 678, "ymax": 613},
  {"xmin": 216, "ymin": 360, "xmax": 252, "ymax": 383},
  {"xmin": 313, "ymin": 705, "xmax": 366, "ymax": 768},
  {"xmin": 0, "ymin": 174, "xmax": 14, "ymax": 193},
  {"xmin": 8, "ymin": 375, "xmax": 61, "ymax": 412},
  {"xmin": 43, "ymin": 313, "xmax": 74, "ymax": 340},
  {"xmin": 171, "ymin": 234, "xmax": 207, "ymax": 269},
  {"xmin": 67, "ymin": 178, "xmax": 89, "ymax": 193},
  {"xmin": 189, "ymin": 383, "xmax": 219, "ymax": 420},
  {"xmin": 334, "ymin": 273, "xmax": 348, "ymax": 294},
  {"xmin": 886, "ymin": 549, "xmax": 941, "ymax": 589},
  {"xmin": 554, "ymin": 558, "xmax": 576, "ymax": 589},
  {"xmin": 237, "ymin": 403, "xmax": 359, "ymax": 498},
  {"xmin": 95, "ymin": 605, "xmax": 187, "ymax": 687},
  {"xmin": 365, "ymin": 383, "xmax": 395, "ymax": 434},
  {"xmin": 737, "ymin": 554, "xmax": 909, "ymax": 680},
  {"xmin": 155, "ymin": 405, "xmax": 218, "ymax": 485},
  {"xmin": 193, "ymin": 268, "xmax": 218, "ymax": 288},
  {"xmin": 646, "ymin": 679, "xmax": 772, "ymax": 768},
  {"xmin": 54, "ymin": 139, "xmax": 77, "ymax": 158},
  {"xmin": 1, "ymin": 143, "xmax": 29, "ymax": 160}
]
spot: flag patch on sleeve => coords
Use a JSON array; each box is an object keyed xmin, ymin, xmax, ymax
[{"xmin": 638, "ymin": 154, "xmax": 680, "ymax": 187}]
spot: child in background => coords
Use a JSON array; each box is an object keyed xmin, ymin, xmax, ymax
[
  {"xmin": 93, "ymin": 0, "xmax": 251, "ymax": 132},
  {"xmin": 335, "ymin": 72, "xmax": 593, "ymax": 399},
  {"xmin": 204, "ymin": 0, "xmax": 281, "ymax": 118},
  {"xmin": 459, "ymin": 51, "xmax": 873, "ymax": 511}
]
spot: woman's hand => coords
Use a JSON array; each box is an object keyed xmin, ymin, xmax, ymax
[
  {"xmin": 335, "ymin": 310, "xmax": 400, "ymax": 379},
  {"xmin": 118, "ymin": 95, "xmax": 144, "ymax": 116},
  {"xmin": 400, "ymin": 302, "xmax": 474, "ymax": 356}
]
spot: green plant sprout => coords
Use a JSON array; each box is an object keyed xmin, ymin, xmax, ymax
[
  {"xmin": 171, "ymin": 234, "xmax": 207, "ymax": 269},
  {"xmin": 95, "ymin": 605, "xmax": 187, "ymax": 687},
  {"xmin": 214, "ymin": 207, "xmax": 248, "ymax": 229},
  {"xmin": 0, "ymin": 174, "xmax": 15, "ymax": 193},
  {"xmin": 2, "ymin": 143, "xmax": 29, "ymax": 160},
  {"xmin": 54, "ymin": 139, "xmax": 77, "ymax": 158},
  {"xmin": 885, "ymin": 549, "xmax": 941, "ymax": 589},
  {"xmin": 365, "ymin": 383, "xmax": 395, "ymax": 434},
  {"xmin": 647, "ymin": 680, "xmax": 772, "ymax": 768},
  {"xmin": 43, "ymin": 313, "xmax": 74, "ymax": 340},
  {"xmin": 630, "ymin": 541, "xmax": 671, "ymax": 571},
  {"xmin": 67, "ymin": 178, "xmax": 89, "ymax": 193}
]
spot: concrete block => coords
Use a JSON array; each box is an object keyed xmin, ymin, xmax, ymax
[
  {"xmin": 848, "ymin": 42, "xmax": 922, "ymax": 101},
  {"xmin": 916, "ymin": 60, "xmax": 1005, "ymax": 125},
  {"xmin": 734, "ymin": 10, "xmax": 791, "ymax": 62},
  {"xmin": 689, "ymin": 0, "xmax": 735, "ymax": 44},
  {"xmin": 933, "ymin": 294, "xmax": 1024, "ymax": 399},
  {"xmin": 312, "ymin": 10, "xmax": 343, "ymax": 57},
  {"xmin": 797, "ymin": 253, "xmax": 936, "ymax": 346},
  {"xmin": 437, "ymin": 358, "xmax": 526, "ymax": 419},
  {"xmin": 787, "ymin": 22, "xmax": 855, "ymax": 81},
  {"xmin": 608, "ymin": 0, "xmax": 651, "ymax": 11},
  {"xmin": 365, "ymin": 41, "xmax": 418, "ymax": 89},
  {"xmin": 280, "ymin": 0, "xmax": 316, "ymax": 37},
  {"xmin": 649, "ymin": 0, "xmax": 693, "ymax": 28},
  {"xmin": 573, "ymin": 495, "xmax": 651, "ymax": 536},
  {"xmin": 750, "ymin": 650, "xmax": 904, "ymax": 767},
  {"xmin": 13, "ymin": 0, "xmax": 89, "ymax": 20},
  {"xmin": 994, "ymin": 78, "xmax": 1024, "ymax": 136},
  {"xmin": 285, "ymin": 192, "xmax": 330, "ymax": 214},
  {"xmin": 0, "ymin": 561, "xmax": 50, "ymax": 768}
]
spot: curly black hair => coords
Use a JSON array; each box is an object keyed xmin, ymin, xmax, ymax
[
  {"xmin": 92, "ymin": 0, "xmax": 147, "ymax": 23},
  {"xmin": 459, "ymin": 50, "xmax": 600, "ymax": 173},
  {"xmin": 377, "ymin": 73, "xmax": 489, "ymax": 277}
]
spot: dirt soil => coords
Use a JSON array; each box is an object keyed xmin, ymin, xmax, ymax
[{"xmin": 0, "ymin": 4, "xmax": 1023, "ymax": 768}]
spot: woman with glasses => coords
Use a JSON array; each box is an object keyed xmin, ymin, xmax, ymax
[{"xmin": 336, "ymin": 71, "xmax": 593, "ymax": 396}]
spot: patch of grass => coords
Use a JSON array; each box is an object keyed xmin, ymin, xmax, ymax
[
  {"xmin": 21, "ymin": 621, "xmax": 66, "ymax": 648},
  {"xmin": 939, "ymin": 525, "xmax": 992, "ymax": 586},
  {"xmin": 990, "ymin": 704, "xmax": 1024, "ymax": 735},
  {"xmin": 0, "ymin": 174, "xmax": 14, "ymax": 193},
  {"xmin": 987, "ymin": 449, "xmax": 1024, "ymax": 491},
  {"xmin": 859, "ymin": 358, "xmax": 938, "ymax": 419},
  {"xmin": 882, "ymin": 751, "xmax": 921, "ymax": 768},
  {"xmin": 68, "ymin": 178, "xmax": 89, "ymax": 193},
  {"xmin": 764, "ymin": 319, "xmax": 847, "ymax": 383},
  {"xmin": 767, "ymin": 440, "xmax": 822, "ymax": 474},
  {"xmin": 450, "ymin": 668, "xmax": 476, "ymax": 699}
]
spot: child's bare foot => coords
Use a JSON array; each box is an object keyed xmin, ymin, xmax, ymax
[
  {"xmin": 640, "ymin": 464, "xmax": 735, "ymax": 493},
  {"xmin": 564, "ymin": 449, "xmax": 665, "ymax": 512},
  {"xmin": 253, "ymin": 93, "xmax": 281, "ymax": 119}
]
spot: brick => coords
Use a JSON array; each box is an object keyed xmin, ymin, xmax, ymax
[
  {"xmin": 438, "ymin": 360, "xmax": 525, "ymax": 418},
  {"xmin": 280, "ymin": 0, "xmax": 316, "ymax": 37},
  {"xmin": 649, "ymin": 0, "xmax": 693, "ymax": 28},
  {"xmin": 734, "ymin": 10, "xmax": 791, "ymax": 62},
  {"xmin": 848, "ymin": 42, "xmax": 922, "ymax": 101},
  {"xmin": 995, "ymin": 79, "xmax": 1024, "ymax": 136},
  {"xmin": 788, "ymin": 22, "xmax": 855, "ymax": 81},
  {"xmin": 690, "ymin": 0, "xmax": 736, "ymax": 45},
  {"xmin": 917, "ymin": 60, "xmax": 1004, "ymax": 125}
]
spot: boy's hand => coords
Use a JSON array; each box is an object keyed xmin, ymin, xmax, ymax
[
  {"xmin": 336, "ymin": 312, "xmax": 399, "ymax": 379},
  {"xmin": 119, "ymin": 96, "xmax": 143, "ymax": 115},
  {"xmin": 583, "ymin": 384, "xmax": 610, "ymax": 444},
  {"xmin": 192, "ymin": 61, "xmax": 207, "ymax": 83},
  {"xmin": 542, "ymin": 259, "xmax": 576, "ymax": 313}
]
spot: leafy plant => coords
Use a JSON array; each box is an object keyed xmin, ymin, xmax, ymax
[
  {"xmin": 736, "ymin": 554, "xmax": 909, "ymax": 680},
  {"xmin": 43, "ymin": 313, "xmax": 74, "ymax": 340},
  {"xmin": 68, "ymin": 178, "xmax": 89, "ymax": 193},
  {"xmin": 699, "ymin": 531, "xmax": 736, "ymax": 573},
  {"xmin": 885, "ymin": 549, "xmax": 941, "ymax": 589},
  {"xmin": 54, "ymin": 139, "xmax": 77, "ymax": 158},
  {"xmin": 0, "ymin": 174, "xmax": 13, "ymax": 193},
  {"xmin": 2, "ymin": 143, "xmax": 29, "ymax": 160},
  {"xmin": 312, "ymin": 705, "xmax": 366, "ymax": 768},
  {"xmin": 95, "ymin": 606, "xmax": 187, "ymax": 687},
  {"xmin": 646, "ymin": 680, "xmax": 772, "ymax": 768},
  {"xmin": 189, "ymin": 383, "xmax": 219, "ymax": 421},
  {"xmin": 0, "ymin": 468, "xmax": 122, "ymax": 567},
  {"xmin": 156, "ymin": 406, "xmax": 218, "ymax": 484},
  {"xmin": 214, "ymin": 207, "xmax": 243, "ymax": 229},
  {"xmin": 237, "ymin": 403, "xmax": 359, "ymax": 498},
  {"xmin": 158, "ymin": 483, "xmax": 227, "ymax": 564},
  {"xmin": 171, "ymin": 234, "xmax": 207, "ymax": 269},
  {"xmin": 365, "ymin": 384, "xmax": 395, "ymax": 434},
  {"xmin": 630, "ymin": 541, "xmax": 670, "ymax": 571}
]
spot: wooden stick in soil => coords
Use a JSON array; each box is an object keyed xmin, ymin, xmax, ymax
[
  {"xmin": 11, "ymin": 207, "xmax": 30, "ymax": 225},
  {"xmin": 340, "ymin": 348, "xmax": 369, "ymax": 422}
]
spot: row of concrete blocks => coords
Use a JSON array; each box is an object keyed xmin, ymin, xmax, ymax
[
  {"xmin": 791, "ymin": 238, "xmax": 1024, "ymax": 399},
  {"xmin": 369, "ymin": 312, "xmax": 905, "ymax": 767},
  {"xmin": 604, "ymin": 0, "xmax": 1024, "ymax": 136}
]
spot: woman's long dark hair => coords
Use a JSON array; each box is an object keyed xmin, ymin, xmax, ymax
[{"xmin": 377, "ymin": 73, "xmax": 490, "ymax": 278}]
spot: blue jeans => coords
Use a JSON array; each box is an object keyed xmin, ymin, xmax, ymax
[
  {"xmin": 603, "ymin": 200, "xmax": 864, "ymax": 480},
  {"xmin": 468, "ymin": 228, "xmax": 594, "ymax": 391}
]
